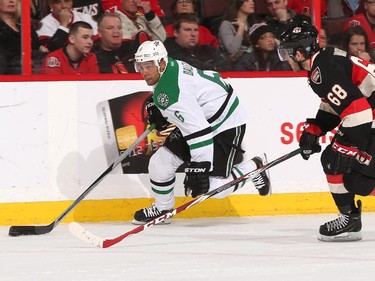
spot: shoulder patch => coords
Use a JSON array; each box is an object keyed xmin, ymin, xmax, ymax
[
  {"xmin": 46, "ymin": 56, "xmax": 60, "ymax": 68},
  {"xmin": 310, "ymin": 67, "xmax": 322, "ymax": 84},
  {"xmin": 156, "ymin": 92, "xmax": 170, "ymax": 107},
  {"xmin": 333, "ymin": 48, "xmax": 347, "ymax": 57}
]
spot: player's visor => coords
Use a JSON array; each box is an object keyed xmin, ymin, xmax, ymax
[
  {"xmin": 134, "ymin": 61, "xmax": 154, "ymax": 73},
  {"xmin": 277, "ymin": 47, "xmax": 294, "ymax": 61}
]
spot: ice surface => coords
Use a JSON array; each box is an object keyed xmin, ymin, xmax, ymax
[{"xmin": 1, "ymin": 214, "xmax": 375, "ymax": 281}]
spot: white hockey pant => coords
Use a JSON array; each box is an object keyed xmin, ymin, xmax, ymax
[{"xmin": 149, "ymin": 147, "xmax": 183, "ymax": 211}]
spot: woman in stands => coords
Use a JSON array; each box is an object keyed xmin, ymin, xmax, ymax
[
  {"xmin": 233, "ymin": 22, "xmax": 291, "ymax": 71},
  {"xmin": 218, "ymin": 0, "xmax": 257, "ymax": 63},
  {"xmin": 342, "ymin": 25, "xmax": 375, "ymax": 63},
  {"xmin": 0, "ymin": 0, "xmax": 46, "ymax": 74}
]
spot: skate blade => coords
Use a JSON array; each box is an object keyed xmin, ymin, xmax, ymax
[
  {"xmin": 317, "ymin": 231, "xmax": 362, "ymax": 242},
  {"xmin": 131, "ymin": 218, "xmax": 172, "ymax": 225}
]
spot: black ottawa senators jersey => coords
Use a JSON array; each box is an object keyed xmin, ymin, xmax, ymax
[{"xmin": 308, "ymin": 47, "xmax": 375, "ymax": 151}]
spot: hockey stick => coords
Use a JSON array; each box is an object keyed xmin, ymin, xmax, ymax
[
  {"xmin": 69, "ymin": 148, "xmax": 301, "ymax": 248},
  {"xmin": 8, "ymin": 124, "xmax": 156, "ymax": 237}
]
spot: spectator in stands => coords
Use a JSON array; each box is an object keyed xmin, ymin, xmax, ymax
[
  {"xmin": 93, "ymin": 13, "xmax": 136, "ymax": 73},
  {"xmin": 37, "ymin": 0, "xmax": 98, "ymax": 52},
  {"xmin": 72, "ymin": 0, "xmax": 104, "ymax": 21},
  {"xmin": 218, "ymin": 0, "xmax": 257, "ymax": 62},
  {"xmin": 116, "ymin": 0, "xmax": 166, "ymax": 42},
  {"xmin": 342, "ymin": 25, "xmax": 375, "ymax": 62},
  {"xmin": 264, "ymin": 0, "xmax": 301, "ymax": 38},
  {"xmin": 102, "ymin": 0, "xmax": 165, "ymax": 17},
  {"xmin": 233, "ymin": 22, "xmax": 291, "ymax": 71},
  {"xmin": 31, "ymin": 0, "xmax": 42, "ymax": 20},
  {"xmin": 164, "ymin": 13, "xmax": 231, "ymax": 71},
  {"xmin": 164, "ymin": 0, "xmax": 219, "ymax": 47},
  {"xmin": 0, "ymin": 0, "xmax": 47, "ymax": 74},
  {"xmin": 327, "ymin": 0, "xmax": 364, "ymax": 18},
  {"xmin": 344, "ymin": 1, "xmax": 375, "ymax": 51},
  {"xmin": 40, "ymin": 21, "xmax": 99, "ymax": 74},
  {"xmin": 287, "ymin": 0, "xmax": 327, "ymax": 17}
]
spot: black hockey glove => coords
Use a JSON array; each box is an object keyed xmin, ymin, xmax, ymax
[
  {"xmin": 323, "ymin": 138, "xmax": 371, "ymax": 174},
  {"xmin": 299, "ymin": 119, "xmax": 322, "ymax": 160},
  {"xmin": 184, "ymin": 161, "xmax": 211, "ymax": 198},
  {"xmin": 145, "ymin": 96, "xmax": 169, "ymax": 131}
]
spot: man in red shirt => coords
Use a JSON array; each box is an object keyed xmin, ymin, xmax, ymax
[
  {"xmin": 344, "ymin": 0, "xmax": 375, "ymax": 51},
  {"xmin": 40, "ymin": 21, "xmax": 99, "ymax": 74}
]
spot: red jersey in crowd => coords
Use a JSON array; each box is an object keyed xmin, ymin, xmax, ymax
[
  {"xmin": 40, "ymin": 48, "xmax": 99, "ymax": 75},
  {"xmin": 287, "ymin": 0, "xmax": 327, "ymax": 16}
]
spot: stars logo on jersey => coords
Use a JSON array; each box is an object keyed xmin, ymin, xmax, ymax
[
  {"xmin": 157, "ymin": 93, "xmax": 169, "ymax": 107},
  {"xmin": 311, "ymin": 67, "xmax": 322, "ymax": 84}
]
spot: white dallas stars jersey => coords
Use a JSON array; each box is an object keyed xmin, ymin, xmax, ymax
[{"xmin": 153, "ymin": 57, "xmax": 248, "ymax": 164}]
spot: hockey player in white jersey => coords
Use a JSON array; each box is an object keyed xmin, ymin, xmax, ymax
[{"xmin": 132, "ymin": 40, "xmax": 271, "ymax": 224}]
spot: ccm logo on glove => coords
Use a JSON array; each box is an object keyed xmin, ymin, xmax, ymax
[
  {"xmin": 332, "ymin": 141, "xmax": 358, "ymax": 156},
  {"xmin": 332, "ymin": 140, "xmax": 372, "ymax": 166}
]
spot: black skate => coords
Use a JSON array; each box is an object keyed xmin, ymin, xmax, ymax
[
  {"xmin": 132, "ymin": 204, "xmax": 172, "ymax": 225},
  {"xmin": 318, "ymin": 200, "xmax": 362, "ymax": 242},
  {"xmin": 251, "ymin": 155, "xmax": 271, "ymax": 196}
]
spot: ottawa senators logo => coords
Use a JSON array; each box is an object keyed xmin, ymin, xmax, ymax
[
  {"xmin": 310, "ymin": 67, "xmax": 322, "ymax": 84},
  {"xmin": 45, "ymin": 57, "xmax": 60, "ymax": 68}
]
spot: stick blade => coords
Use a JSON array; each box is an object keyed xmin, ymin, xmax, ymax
[
  {"xmin": 9, "ymin": 226, "xmax": 37, "ymax": 236},
  {"xmin": 8, "ymin": 224, "xmax": 54, "ymax": 236},
  {"xmin": 69, "ymin": 222, "xmax": 104, "ymax": 248}
]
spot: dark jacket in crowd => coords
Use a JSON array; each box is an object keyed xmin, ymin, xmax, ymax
[
  {"xmin": 163, "ymin": 37, "xmax": 231, "ymax": 72},
  {"xmin": 0, "ymin": 20, "xmax": 45, "ymax": 74},
  {"xmin": 233, "ymin": 49, "xmax": 292, "ymax": 71}
]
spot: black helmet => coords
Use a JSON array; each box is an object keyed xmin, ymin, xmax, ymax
[{"xmin": 279, "ymin": 16, "xmax": 320, "ymax": 60}]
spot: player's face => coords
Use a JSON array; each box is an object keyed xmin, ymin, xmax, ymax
[
  {"xmin": 137, "ymin": 61, "xmax": 161, "ymax": 86},
  {"xmin": 174, "ymin": 22, "xmax": 199, "ymax": 49},
  {"xmin": 239, "ymin": 0, "xmax": 254, "ymax": 14},
  {"xmin": 99, "ymin": 16, "xmax": 122, "ymax": 50},
  {"xmin": 71, "ymin": 27, "xmax": 94, "ymax": 55},
  {"xmin": 285, "ymin": 56, "xmax": 301, "ymax": 71},
  {"xmin": 284, "ymin": 51, "xmax": 311, "ymax": 72},
  {"xmin": 256, "ymin": 32, "xmax": 275, "ymax": 51},
  {"xmin": 348, "ymin": 34, "xmax": 367, "ymax": 57},
  {"xmin": 49, "ymin": 0, "xmax": 73, "ymax": 17}
]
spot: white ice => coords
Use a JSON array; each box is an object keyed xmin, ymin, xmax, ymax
[{"xmin": 1, "ymin": 214, "xmax": 375, "ymax": 281}]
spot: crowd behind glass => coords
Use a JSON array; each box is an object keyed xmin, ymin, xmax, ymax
[{"xmin": 0, "ymin": 0, "xmax": 373, "ymax": 75}]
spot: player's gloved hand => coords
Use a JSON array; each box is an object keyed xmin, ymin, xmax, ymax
[
  {"xmin": 145, "ymin": 96, "xmax": 169, "ymax": 131},
  {"xmin": 299, "ymin": 119, "xmax": 322, "ymax": 160},
  {"xmin": 184, "ymin": 161, "xmax": 211, "ymax": 198},
  {"xmin": 326, "ymin": 139, "xmax": 359, "ymax": 174}
]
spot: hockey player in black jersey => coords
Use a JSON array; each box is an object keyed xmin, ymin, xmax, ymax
[{"xmin": 279, "ymin": 17, "xmax": 375, "ymax": 241}]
